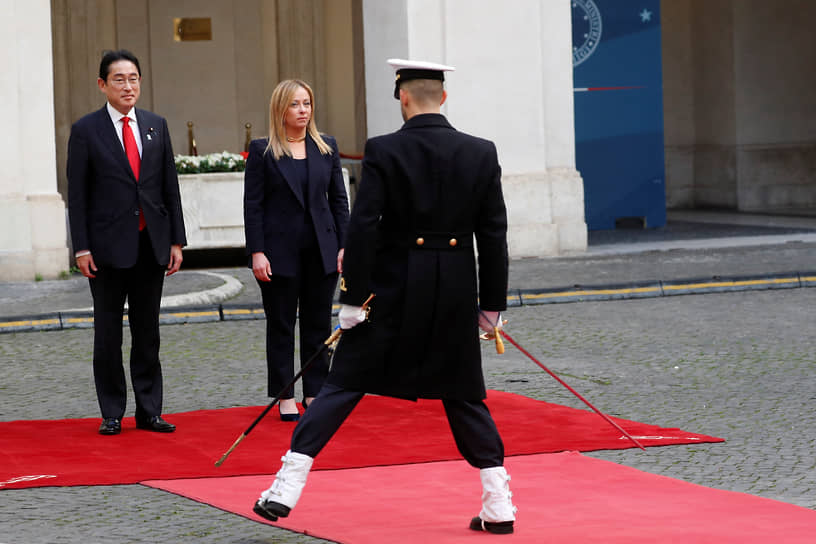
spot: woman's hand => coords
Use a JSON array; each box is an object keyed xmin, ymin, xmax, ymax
[
  {"xmin": 252, "ymin": 252, "xmax": 272, "ymax": 282},
  {"xmin": 337, "ymin": 248, "xmax": 345, "ymax": 273},
  {"xmin": 166, "ymin": 244, "xmax": 183, "ymax": 276}
]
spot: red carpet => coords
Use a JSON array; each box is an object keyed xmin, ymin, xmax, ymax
[
  {"xmin": 145, "ymin": 452, "xmax": 816, "ymax": 543},
  {"xmin": 0, "ymin": 390, "xmax": 721, "ymax": 490}
]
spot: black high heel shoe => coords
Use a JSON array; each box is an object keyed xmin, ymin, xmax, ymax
[{"xmin": 278, "ymin": 403, "xmax": 300, "ymax": 422}]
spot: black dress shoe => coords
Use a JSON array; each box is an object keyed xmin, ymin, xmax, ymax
[
  {"xmin": 253, "ymin": 498, "xmax": 290, "ymax": 521},
  {"xmin": 136, "ymin": 415, "xmax": 176, "ymax": 433},
  {"xmin": 469, "ymin": 517, "xmax": 514, "ymax": 534},
  {"xmin": 278, "ymin": 405, "xmax": 300, "ymax": 422},
  {"xmin": 98, "ymin": 418, "xmax": 121, "ymax": 435}
]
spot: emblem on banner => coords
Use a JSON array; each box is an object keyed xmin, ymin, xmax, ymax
[{"xmin": 572, "ymin": 0, "xmax": 603, "ymax": 67}]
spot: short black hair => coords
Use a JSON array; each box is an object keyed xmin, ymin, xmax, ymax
[
  {"xmin": 99, "ymin": 49, "xmax": 141, "ymax": 81},
  {"xmin": 393, "ymin": 68, "xmax": 445, "ymax": 99}
]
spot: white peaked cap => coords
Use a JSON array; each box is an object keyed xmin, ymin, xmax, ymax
[
  {"xmin": 387, "ymin": 58, "xmax": 456, "ymax": 73},
  {"xmin": 387, "ymin": 58, "xmax": 455, "ymax": 98}
]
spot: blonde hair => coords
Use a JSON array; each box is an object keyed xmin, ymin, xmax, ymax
[{"xmin": 265, "ymin": 79, "xmax": 333, "ymax": 160}]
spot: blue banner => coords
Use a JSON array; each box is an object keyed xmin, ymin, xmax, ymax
[{"xmin": 572, "ymin": 0, "xmax": 666, "ymax": 230}]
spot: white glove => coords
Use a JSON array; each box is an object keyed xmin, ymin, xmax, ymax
[
  {"xmin": 478, "ymin": 310, "xmax": 502, "ymax": 335},
  {"xmin": 339, "ymin": 304, "xmax": 367, "ymax": 330}
]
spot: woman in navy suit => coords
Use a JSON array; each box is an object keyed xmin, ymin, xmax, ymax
[{"xmin": 244, "ymin": 79, "xmax": 349, "ymax": 421}]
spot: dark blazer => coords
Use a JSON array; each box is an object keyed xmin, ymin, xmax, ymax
[
  {"xmin": 67, "ymin": 106, "xmax": 187, "ymax": 266},
  {"xmin": 243, "ymin": 135, "xmax": 349, "ymax": 277},
  {"xmin": 328, "ymin": 113, "xmax": 509, "ymax": 401}
]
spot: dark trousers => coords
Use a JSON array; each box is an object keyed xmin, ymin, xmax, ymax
[
  {"xmin": 89, "ymin": 230, "xmax": 166, "ymax": 421},
  {"xmin": 256, "ymin": 244, "xmax": 338, "ymax": 399},
  {"xmin": 291, "ymin": 384, "xmax": 505, "ymax": 469}
]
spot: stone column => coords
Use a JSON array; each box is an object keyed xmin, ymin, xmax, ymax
[
  {"xmin": 361, "ymin": 0, "xmax": 586, "ymax": 257},
  {"xmin": 690, "ymin": 0, "xmax": 738, "ymax": 208},
  {"xmin": 0, "ymin": 0, "xmax": 69, "ymax": 280}
]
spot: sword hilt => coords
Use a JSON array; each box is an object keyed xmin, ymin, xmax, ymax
[
  {"xmin": 328, "ymin": 293, "xmax": 375, "ymax": 351},
  {"xmin": 493, "ymin": 326, "xmax": 505, "ymax": 354},
  {"xmin": 479, "ymin": 316, "xmax": 507, "ymax": 354},
  {"xmin": 361, "ymin": 293, "xmax": 375, "ymax": 320}
]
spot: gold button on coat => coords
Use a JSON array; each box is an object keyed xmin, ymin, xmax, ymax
[
  {"xmin": 416, "ymin": 237, "xmax": 425, "ymax": 246},
  {"xmin": 449, "ymin": 238, "xmax": 457, "ymax": 247}
]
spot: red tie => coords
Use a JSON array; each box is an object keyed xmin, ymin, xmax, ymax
[{"xmin": 121, "ymin": 117, "xmax": 145, "ymax": 231}]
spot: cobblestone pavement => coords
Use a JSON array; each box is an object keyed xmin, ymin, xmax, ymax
[
  {"xmin": 2, "ymin": 240, "xmax": 816, "ymax": 320},
  {"xmin": 1, "ymin": 285, "xmax": 814, "ymax": 543},
  {"xmin": 3, "ymin": 207, "xmax": 816, "ymax": 319}
]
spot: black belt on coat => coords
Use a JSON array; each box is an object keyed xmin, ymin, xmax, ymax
[{"xmin": 380, "ymin": 231, "xmax": 473, "ymax": 250}]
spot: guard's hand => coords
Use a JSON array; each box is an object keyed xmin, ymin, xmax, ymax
[
  {"xmin": 478, "ymin": 310, "xmax": 502, "ymax": 335},
  {"xmin": 167, "ymin": 244, "xmax": 183, "ymax": 276},
  {"xmin": 338, "ymin": 304, "xmax": 366, "ymax": 330},
  {"xmin": 252, "ymin": 252, "xmax": 272, "ymax": 282},
  {"xmin": 76, "ymin": 252, "xmax": 97, "ymax": 279}
]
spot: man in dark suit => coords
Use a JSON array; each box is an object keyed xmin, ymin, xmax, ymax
[
  {"xmin": 253, "ymin": 59, "xmax": 517, "ymax": 534},
  {"xmin": 67, "ymin": 50, "xmax": 186, "ymax": 436}
]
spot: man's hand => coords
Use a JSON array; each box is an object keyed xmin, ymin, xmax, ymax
[
  {"xmin": 338, "ymin": 304, "xmax": 367, "ymax": 330},
  {"xmin": 478, "ymin": 310, "xmax": 502, "ymax": 335},
  {"xmin": 76, "ymin": 252, "xmax": 97, "ymax": 279},
  {"xmin": 252, "ymin": 252, "xmax": 272, "ymax": 282},
  {"xmin": 166, "ymin": 244, "xmax": 183, "ymax": 276}
]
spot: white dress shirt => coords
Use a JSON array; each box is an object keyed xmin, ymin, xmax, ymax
[{"xmin": 106, "ymin": 102, "xmax": 143, "ymax": 157}]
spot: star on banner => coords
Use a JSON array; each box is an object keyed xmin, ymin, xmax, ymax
[{"xmin": 639, "ymin": 8, "xmax": 652, "ymax": 22}]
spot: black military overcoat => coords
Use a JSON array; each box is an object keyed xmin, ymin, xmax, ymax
[{"xmin": 327, "ymin": 113, "xmax": 508, "ymax": 401}]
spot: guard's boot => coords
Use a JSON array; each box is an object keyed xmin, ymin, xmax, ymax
[
  {"xmin": 252, "ymin": 450, "xmax": 314, "ymax": 522},
  {"xmin": 469, "ymin": 466, "xmax": 517, "ymax": 535}
]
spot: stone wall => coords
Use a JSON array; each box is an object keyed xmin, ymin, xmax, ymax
[
  {"xmin": 662, "ymin": 0, "xmax": 816, "ymax": 212},
  {"xmin": 50, "ymin": 0, "xmax": 362, "ymax": 197}
]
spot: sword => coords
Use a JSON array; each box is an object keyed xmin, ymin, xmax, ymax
[
  {"xmin": 215, "ymin": 293, "xmax": 375, "ymax": 466},
  {"xmin": 480, "ymin": 312, "xmax": 645, "ymax": 451}
]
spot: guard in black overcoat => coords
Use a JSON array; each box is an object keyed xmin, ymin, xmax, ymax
[{"xmin": 252, "ymin": 59, "xmax": 518, "ymax": 535}]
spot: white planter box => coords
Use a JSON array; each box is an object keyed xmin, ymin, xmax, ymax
[
  {"xmin": 179, "ymin": 172, "xmax": 246, "ymax": 250},
  {"xmin": 178, "ymin": 169, "xmax": 350, "ymax": 250}
]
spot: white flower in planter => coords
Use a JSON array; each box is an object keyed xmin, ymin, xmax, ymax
[{"xmin": 175, "ymin": 151, "xmax": 245, "ymax": 174}]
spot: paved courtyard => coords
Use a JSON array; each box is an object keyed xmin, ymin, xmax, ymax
[{"xmin": 1, "ymin": 284, "xmax": 814, "ymax": 543}]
